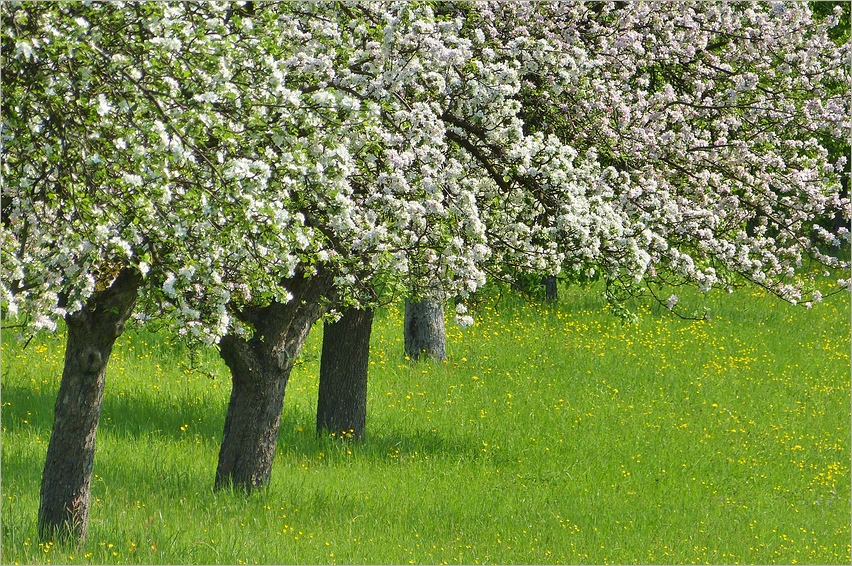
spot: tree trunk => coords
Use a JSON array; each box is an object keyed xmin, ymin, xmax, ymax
[
  {"xmin": 38, "ymin": 268, "xmax": 142, "ymax": 543},
  {"xmin": 543, "ymin": 275, "xmax": 558, "ymax": 302},
  {"xmin": 316, "ymin": 307, "xmax": 374, "ymax": 440},
  {"xmin": 214, "ymin": 272, "xmax": 332, "ymax": 492},
  {"xmin": 404, "ymin": 299, "xmax": 446, "ymax": 361}
]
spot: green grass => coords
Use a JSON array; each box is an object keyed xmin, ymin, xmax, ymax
[{"xmin": 2, "ymin": 281, "xmax": 850, "ymax": 564}]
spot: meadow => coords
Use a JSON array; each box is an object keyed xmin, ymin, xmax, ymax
[{"xmin": 1, "ymin": 280, "xmax": 850, "ymax": 564}]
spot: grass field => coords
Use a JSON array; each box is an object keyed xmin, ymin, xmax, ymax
[{"xmin": 1, "ymin": 281, "xmax": 850, "ymax": 564}]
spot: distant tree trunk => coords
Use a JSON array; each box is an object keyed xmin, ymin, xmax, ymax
[
  {"xmin": 543, "ymin": 275, "xmax": 558, "ymax": 302},
  {"xmin": 316, "ymin": 307, "xmax": 374, "ymax": 439},
  {"xmin": 832, "ymin": 172, "xmax": 849, "ymax": 234},
  {"xmin": 404, "ymin": 299, "xmax": 446, "ymax": 361},
  {"xmin": 38, "ymin": 268, "xmax": 142, "ymax": 543},
  {"xmin": 215, "ymin": 272, "xmax": 332, "ymax": 493}
]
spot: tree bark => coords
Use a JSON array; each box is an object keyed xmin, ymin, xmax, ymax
[
  {"xmin": 543, "ymin": 275, "xmax": 558, "ymax": 302},
  {"xmin": 38, "ymin": 268, "xmax": 142, "ymax": 543},
  {"xmin": 316, "ymin": 307, "xmax": 374, "ymax": 440},
  {"xmin": 404, "ymin": 299, "xmax": 446, "ymax": 361},
  {"xmin": 214, "ymin": 272, "xmax": 332, "ymax": 492}
]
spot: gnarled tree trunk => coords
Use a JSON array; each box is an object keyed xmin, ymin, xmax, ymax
[
  {"xmin": 404, "ymin": 299, "xmax": 446, "ymax": 361},
  {"xmin": 214, "ymin": 272, "xmax": 332, "ymax": 492},
  {"xmin": 38, "ymin": 268, "xmax": 142, "ymax": 543},
  {"xmin": 316, "ymin": 307, "xmax": 374, "ymax": 440}
]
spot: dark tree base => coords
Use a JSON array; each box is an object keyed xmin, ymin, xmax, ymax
[
  {"xmin": 215, "ymin": 272, "xmax": 332, "ymax": 492},
  {"xmin": 543, "ymin": 275, "xmax": 558, "ymax": 302},
  {"xmin": 316, "ymin": 307, "xmax": 374, "ymax": 440},
  {"xmin": 404, "ymin": 299, "xmax": 446, "ymax": 361}
]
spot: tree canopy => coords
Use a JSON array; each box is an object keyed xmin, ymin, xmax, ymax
[{"xmin": 3, "ymin": 0, "xmax": 849, "ymax": 336}]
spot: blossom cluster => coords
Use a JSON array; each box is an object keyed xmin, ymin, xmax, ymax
[
  {"xmin": 2, "ymin": 1, "xmax": 848, "ymax": 340},
  {"xmin": 465, "ymin": 1, "xmax": 850, "ymax": 301}
]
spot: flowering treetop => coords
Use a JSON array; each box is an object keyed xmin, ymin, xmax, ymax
[
  {"xmin": 2, "ymin": 1, "xmax": 488, "ymax": 340},
  {"xmin": 2, "ymin": 1, "xmax": 848, "ymax": 339},
  {"xmin": 448, "ymin": 1, "xmax": 850, "ymax": 309}
]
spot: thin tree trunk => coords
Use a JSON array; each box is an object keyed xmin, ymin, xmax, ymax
[
  {"xmin": 543, "ymin": 275, "xmax": 558, "ymax": 302},
  {"xmin": 316, "ymin": 307, "xmax": 374, "ymax": 440},
  {"xmin": 404, "ymin": 299, "xmax": 446, "ymax": 361},
  {"xmin": 214, "ymin": 272, "xmax": 332, "ymax": 492},
  {"xmin": 38, "ymin": 268, "xmax": 142, "ymax": 543}
]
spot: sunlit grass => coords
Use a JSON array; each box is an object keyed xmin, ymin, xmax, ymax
[{"xmin": 2, "ymin": 281, "xmax": 849, "ymax": 564}]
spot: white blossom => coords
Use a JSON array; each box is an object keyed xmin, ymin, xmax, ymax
[
  {"xmin": 667, "ymin": 295, "xmax": 679, "ymax": 311},
  {"xmin": 2, "ymin": 1, "xmax": 847, "ymax": 343},
  {"xmin": 95, "ymin": 93, "xmax": 113, "ymax": 117},
  {"xmin": 15, "ymin": 40, "xmax": 33, "ymax": 60}
]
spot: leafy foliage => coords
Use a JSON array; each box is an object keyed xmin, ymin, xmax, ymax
[{"xmin": 2, "ymin": 1, "xmax": 849, "ymax": 338}]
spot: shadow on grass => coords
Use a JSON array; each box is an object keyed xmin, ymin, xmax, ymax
[
  {"xmin": 2, "ymin": 380, "xmax": 480, "ymax": 498},
  {"xmin": 280, "ymin": 423, "xmax": 476, "ymax": 464},
  {"xmin": 1, "ymin": 382, "xmax": 226, "ymax": 443}
]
